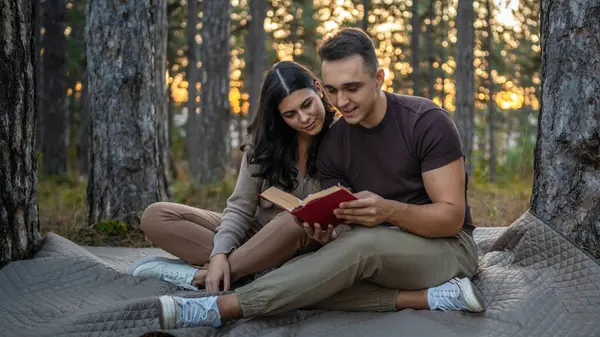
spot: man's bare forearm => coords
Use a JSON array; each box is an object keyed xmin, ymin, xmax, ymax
[{"xmin": 382, "ymin": 199, "xmax": 464, "ymax": 238}]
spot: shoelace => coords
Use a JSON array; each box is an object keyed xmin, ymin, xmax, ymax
[
  {"xmin": 162, "ymin": 270, "xmax": 198, "ymax": 291},
  {"xmin": 180, "ymin": 298, "xmax": 217, "ymax": 327},
  {"xmin": 430, "ymin": 280, "xmax": 462, "ymax": 312},
  {"xmin": 177, "ymin": 283, "xmax": 199, "ymax": 291},
  {"xmin": 161, "ymin": 270, "xmax": 188, "ymax": 283}
]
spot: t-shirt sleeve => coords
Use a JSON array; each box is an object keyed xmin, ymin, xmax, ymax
[
  {"xmin": 316, "ymin": 132, "xmax": 351, "ymax": 190},
  {"xmin": 414, "ymin": 109, "xmax": 465, "ymax": 172}
]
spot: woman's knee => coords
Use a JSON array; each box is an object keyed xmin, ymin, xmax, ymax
[
  {"xmin": 270, "ymin": 212, "xmax": 304, "ymax": 231},
  {"xmin": 140, "ymin": 202, "xmax": 172, "ymax": 235},
  {"xmin": 260, "ymin": 212, "xmax": 308, "ymax": 248}
]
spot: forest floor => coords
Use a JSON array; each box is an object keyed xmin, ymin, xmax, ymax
[{"xmin": 38, "ymin": 168, "xmax": 532, "ymax": 248}]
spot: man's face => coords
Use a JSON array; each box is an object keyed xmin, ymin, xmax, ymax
[{"xmin": 321, "ymin": 54, "xmax": 383, "ymax": 126}]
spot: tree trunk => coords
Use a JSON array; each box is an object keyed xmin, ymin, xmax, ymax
[
  {"xmin": 426, "ymin": 0, "xmax": 435, "ymax": 99},
  {"xmin": 295, "ymin": 0, "xmax": 319, "ymax": 70},
  {"xmin": 235, "ymin": 112, "xmax": 245, "ymax": 174},
  {"xmin": 505, "ymin": 110, "xmax": 512, "ymax": 151},
  {"xmin": 154, "ymin": 0, "xmax": 171, "ymax": 199},
  {"xmin": 290, "ymin": 2, "xmax": 298, "ymax": 56},
  {"xmin": 410, "ymin": 0, "xmax": 421, "ymax": 96},
  {"xmin": 188, "ymin": 0, "xmax": 231, "ymax": 184},
  {"xmin": 35, "ymin": 0, "xmax": 43, "ymax": 152},
  {"xmin": 246, "ymin": 0, "xmax": 267, "ymax": 122},
  {"xmin": 0, "ymin": 1, "xmax": 41, "ymax": 267},
  {"xmin": 41, "ymin": 0, "xmax": 69, "ymax": 176},
  {"xmin": 185, "ymin": 0, "xmax": 199, "ymax": 178},
  {"xmin": 477, "ymin": 121, "xmax": 486, "ymax": 164},
  {"xmin": 166, "ymin": 2, "xmax": 179, "ymax": 181},
  {"xmin": 454, "ymin": 0, "xmax": 475, "ymax": 176},
  {"xmin": 238, "ymin": 112, "xmax": 245, "ymax": 150},
  {"xmin": 531, "ymin": 0, "xmax": 600, "ymax": 255},
  {"xmin": 440, "ymin": 64, "xmax": 446, "ymax": 109},
  {"xmin": 486, "ymin": 0, "xmax": 496, "ymax": 183},
  {"xmin": 439, "ymin": 0, "xmax": 446, "ymax": 109},
  {"xmin": 167, "ymin": 81, "xmax": 178, "ymax": 180},
  {"xmin": 362, "ymin": 0, "xmax": 370, "ymax": 32},
  {"xmin": 85, "ymin": 0, "xmax": 163, "ymax": 228},
  {"xmin": 76, "ymin": 72, "xmax": 89, "ymax": 176}
]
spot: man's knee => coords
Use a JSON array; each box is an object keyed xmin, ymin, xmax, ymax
[{"xmin": 335, "ymin": 226, "xmax": 387, "ymax": 255}]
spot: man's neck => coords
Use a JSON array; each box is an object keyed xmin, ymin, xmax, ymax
[{"xmin": 359, "ymin": 90, "xmax": 387, "ymax": 129}]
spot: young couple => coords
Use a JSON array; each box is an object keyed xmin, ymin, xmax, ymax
[{"xmin": 129, "ymin": 28, "xmax": 484, "ymax": 330}]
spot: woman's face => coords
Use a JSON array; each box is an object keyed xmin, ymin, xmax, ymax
[{"xmin": 277, "ymin": 87, "xmax": 326, "ymax": 137}]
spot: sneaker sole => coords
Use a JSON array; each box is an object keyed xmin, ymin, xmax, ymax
[
  {"xmin": 457, "ymin": 277, "xmax": 485, "ymax": 312},
  {"xmin": 158, "ymin": 295, "xmax": 176, "ymax": 330},
  {"xmin": 128, "ymin": 256, "xmax": 185, "ymax": 276}
]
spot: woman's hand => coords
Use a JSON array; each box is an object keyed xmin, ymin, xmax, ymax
[
  {"xmin": 205, "ymin": 253, "xmax": 231, "ymax": 292},
  {"xmin": 302, "ymin": 222, "xmax": 337, "ymax": 244}
]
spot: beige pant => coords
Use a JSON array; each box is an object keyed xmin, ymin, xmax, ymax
[
  {"xmin": 236, "ymin": 225, "xmax": 479, "ymax": 316},
  {"xmin": 141, "ymin": 202, "xmax": 478, "ymax": 314},
  {"xmin": 140, "ymin": 202, "xmax": 317, "ymax": 280}
]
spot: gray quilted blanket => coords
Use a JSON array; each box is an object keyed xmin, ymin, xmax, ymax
[{"xmin": 1, "ymin": 210, "xmax": 599, "ymax": 337}]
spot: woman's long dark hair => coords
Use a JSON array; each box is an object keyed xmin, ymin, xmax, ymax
[{"xmin": 241, "ymin": 61, "xmax": 336, "ymax": 192}]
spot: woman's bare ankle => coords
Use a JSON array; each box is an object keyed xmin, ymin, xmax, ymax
[{"xmin": 216, "ymin": 293, "xmax": 243, "ymax": 320}]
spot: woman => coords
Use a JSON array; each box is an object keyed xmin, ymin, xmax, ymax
[{"xmin": 128, "ymin": 61, "xmax": 337, "ymax": 292}]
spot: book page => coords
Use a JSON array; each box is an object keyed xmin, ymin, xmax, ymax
[
  {"xmin": 260, "ymin": 186, "xmax": 301, "ymax": 212},
  {"xmin": 300, "ymin": 185, "xmax": 347, "ymax": 206}
]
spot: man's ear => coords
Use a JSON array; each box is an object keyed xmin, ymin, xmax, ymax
[{"xmin": 375, "ymin": 68, "xmax": 385, "ymax": 90}]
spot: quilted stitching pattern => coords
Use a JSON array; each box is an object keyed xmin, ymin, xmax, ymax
[{"xmin": 0, "ymin": 211, "xmax": 599, "ymax": 337}]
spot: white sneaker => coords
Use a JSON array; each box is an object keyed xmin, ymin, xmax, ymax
[
  {"xmin": 428, "ymin": 277, "xmax": 485, "ymax": 312},
  {"xmin": 159, "ymin": 295, "xmax": 222, "ymax": 329},
  {"xmin": 128, "ymin": 256, "xmax": 198, "ymax": 291}
]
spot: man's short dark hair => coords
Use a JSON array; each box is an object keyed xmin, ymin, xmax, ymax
[{"xmin": 318, "ymin": 28, "xmax": 379, "ymax": 75}]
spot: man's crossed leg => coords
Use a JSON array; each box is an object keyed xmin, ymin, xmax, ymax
[{"xmin": 158, "ymin": 226, "xmax": 484, "ymax": 329}]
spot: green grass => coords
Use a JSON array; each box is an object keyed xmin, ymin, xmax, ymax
[
  {"xmin": 467, "ymin": 177, "xmax": 532, "ymax": 227},
  {"xmin": 37, "ymin": 172, "xmax": 238, "ymax": 247}
]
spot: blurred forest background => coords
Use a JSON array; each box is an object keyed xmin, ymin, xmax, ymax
[{"xmin": 36, "ymin": 0, "xmax": 539, "ymax": 246}]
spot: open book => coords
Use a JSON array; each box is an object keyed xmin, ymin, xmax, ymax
[{"xmin": 259, "ymin": 184, "xmax": 357, "ymax": 227}]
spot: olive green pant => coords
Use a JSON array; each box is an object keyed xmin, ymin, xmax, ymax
[{"xmin": 235, "ymin": 225, "xmax": 478, "ymax": 316}]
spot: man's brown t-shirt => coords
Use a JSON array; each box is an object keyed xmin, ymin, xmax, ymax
[{"xmin": 317, "ymin": 91, "xmax": 475, "ymax": 234}]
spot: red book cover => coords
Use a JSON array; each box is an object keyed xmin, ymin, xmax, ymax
[{"xmin": 259, "ymin": 185, "xmax": 357, "ymax": 227}]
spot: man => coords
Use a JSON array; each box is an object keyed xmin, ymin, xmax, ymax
[{"xmin": 156, "ymin": 28, "xmax": 484, "ymax": 330}]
